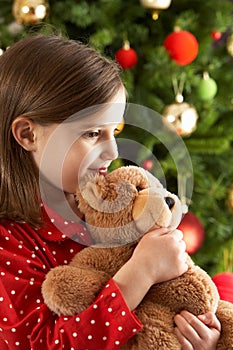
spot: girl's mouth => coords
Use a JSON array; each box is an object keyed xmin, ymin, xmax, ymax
[{"xmin": 98, "ymin": 168, "xmax": 108, "ymax": 176}]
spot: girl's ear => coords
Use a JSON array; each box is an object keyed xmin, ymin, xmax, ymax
[{"xmin": 11, "ymin": 116, "xmax": 37, "ymax": 151}]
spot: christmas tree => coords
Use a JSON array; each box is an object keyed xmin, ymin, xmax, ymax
[{"xmin": 0, "ymin": 0, "xmax": 233, "ymax": 276}]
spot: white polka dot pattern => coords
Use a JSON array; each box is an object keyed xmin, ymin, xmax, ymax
[{"xmin": 0, "ymin": 207, "xmax": 142, "ymax": 349}]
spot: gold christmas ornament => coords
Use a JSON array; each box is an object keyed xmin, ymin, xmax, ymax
[
  {"xmin": 12, "ymin": 0, "xmax": 49, "ymax": 25},
  {"xmin": 163, "ymin": 96, "xmax": 199, "ymax": 137},
  {"xmin": 140, "ymin": 0, "xmax": 172, "ymax": 20},
  {"xmin": 114, "ymin": 118, "xmax": 125, "ymax": 136},
  {"xmin": 163, "ymin": 74, "xmax": 198, "ymax": 136},
  {"xmin": 226, "ymin": 34, "xmax": 233, "ymax": 57}
]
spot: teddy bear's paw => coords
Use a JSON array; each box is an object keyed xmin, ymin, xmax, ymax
[
  {"xmin": 42, "ymin": 265, "xmax": 109, "ymax": 316},
  {"xmin": 216, "ymin": 300, "xmax": 233, "ymax": 350},
  {"xmin": 147, "ymin": 259, "xmax": 220, "ymax": 317},
  {"xmin": 135, "ymin": 301, "xmax": 181, "ymax": 350}
]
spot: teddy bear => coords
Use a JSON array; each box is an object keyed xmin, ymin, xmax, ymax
[{"xmin": 42, "ymin": 165, "xmax": 233, "ymax": 349}]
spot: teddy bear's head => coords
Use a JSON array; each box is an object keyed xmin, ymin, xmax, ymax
[{"xmin": 76, "ymin": 166, "xmax": 182, "ymax": 246}]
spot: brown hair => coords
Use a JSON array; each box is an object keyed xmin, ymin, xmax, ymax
[{"xmin": 0, "ymin": 34, "xmax": 123, "ymax": 227}]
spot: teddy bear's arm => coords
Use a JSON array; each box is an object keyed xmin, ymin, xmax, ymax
[
  {"xmin": 144, "ymin": 257, "xmax": 219, "ymax": 316},
  {"xmin": 42, "ymin": 264, "xmax": 110, "ymax": 316},
  {"xmin": 42, "ymin": 243, "xmax": 134, "ymax": 316}
]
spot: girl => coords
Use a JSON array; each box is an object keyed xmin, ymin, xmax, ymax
[{"xmin": 0, "ymin": 34, "xmax": 220, "ymax": 349}]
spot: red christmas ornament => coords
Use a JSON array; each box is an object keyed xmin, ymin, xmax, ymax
[
  {"xmin": 142, "ymin": 159, "xmax": 154, "ymax": 171},
  {"xmin": 178, "ymin": 212, "xmax": 205, "ymax": 255},
  {"xmin": 212, "ymin": 272, "xmax": 233, "ymax": 303},
  {"xmin": 115, "ymin": 40, "xmax": 138, "ymax": 69},
  {"xmin": 211, "ymin": 30, "xmax": 222, "ymax": 41},
  {"xmin": 164, "ymin": 30, "xmax": 199, "ymax": 66}
]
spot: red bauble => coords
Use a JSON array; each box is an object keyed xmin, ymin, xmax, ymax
[
  {"xmin": 211, "ymin": 30, "xmax": 222, "ymax": 41},
  {"xmin": 164, "ymin": 30, "xmax": 199, "ymax": 66},
  {"xmin": 142, "ymin": 159, "xmax": 153, "ymax": 171},
  {"xmin": 212, "ymin": 272, "xmax": 233, "ymax": 303},
  {"xmin": 178, "ymin": 212, "xmax": 205, "ymax": 255},
  {"xmin": 115, "ymin": 42, "xmax": 138, "ymax": 69}
]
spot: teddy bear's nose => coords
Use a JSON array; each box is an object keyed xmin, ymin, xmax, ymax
[{"xmin": 165, "ymin": 196, "xmax": 175, "ymax": 209}]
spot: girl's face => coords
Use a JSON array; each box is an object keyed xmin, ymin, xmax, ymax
[{"xmin": 32, "ymin": 87, "xmax": 126, "ymax": 195}]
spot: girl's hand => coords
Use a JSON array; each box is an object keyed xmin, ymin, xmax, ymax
[
  {"xmin": 174, "ymin": 311, "xmax": 221, "ymax": 350},
  {"xmin": 113, "ymin": 227, "xmax": 188, "ymax": 311},
  {"xmin": 132, "ymin": 228, "xmax": 188, "ymax": 285}
]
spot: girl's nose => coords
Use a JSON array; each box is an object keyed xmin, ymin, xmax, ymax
[{"xmin": 100, "ymin": 139, "xmax": 118, "ymax": 161}]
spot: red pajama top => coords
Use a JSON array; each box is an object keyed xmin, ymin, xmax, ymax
[{"xmin": 0, "ymin": 206, "xmax": 142, "ymax": 349}]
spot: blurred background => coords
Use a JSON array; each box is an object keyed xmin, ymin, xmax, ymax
[{"xmin": 0, "ymin": 0, "xmax": 232, "ymax": 299}]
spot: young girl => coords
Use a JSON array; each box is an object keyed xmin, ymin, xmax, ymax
[{"xmin": 0, "ymin": 34, "xmax": 221, "ymax": 349}]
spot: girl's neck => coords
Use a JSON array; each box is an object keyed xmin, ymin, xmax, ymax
[{"xmin": 40, "ymin": 181, "xmax": 82, "ymax": 222}]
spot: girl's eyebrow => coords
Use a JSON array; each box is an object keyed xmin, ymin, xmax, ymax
[{"xmin": 81, "ymin": 122, "xmax": 119, "ymax": 130}]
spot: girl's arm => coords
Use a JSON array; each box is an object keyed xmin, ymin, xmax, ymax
[{"xmin": 0, "ymin": 223, "xmax": 141, "ymax": 350}]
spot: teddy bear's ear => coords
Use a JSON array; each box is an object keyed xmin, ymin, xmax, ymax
[
  {"xmin": 81, "ymin": 178, "xmax": 137, "ymax": 214},
  {"xmin": 81, "ymin": 181, "xmax": 105, "ymax": 211}
]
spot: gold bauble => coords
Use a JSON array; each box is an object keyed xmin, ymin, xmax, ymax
[
  {"xmin": 140, "ymin": 0, "xmax": 172, "ymax": 9},
  {"xmin": 13, "ymin": 0, "xmax": 49, "ymax": 25},
  {"xmin": 163, "ymin": 101, "xmax": 199, "ymax": 137},
  {"xmin": 114, "ymin": 118, "xmax": 125, "ymax": 136},
  {"xmin": 226, "ymin": 34, "xmax": 233, "ymax": 57},
  {"xmin": 140, "ymin": 0, "xmax": 172, "ymax": 20}
]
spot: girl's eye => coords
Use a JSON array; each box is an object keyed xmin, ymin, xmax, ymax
[{"xmin": 84, "ymin": 130, "xmax": 100, "ymax": 138}]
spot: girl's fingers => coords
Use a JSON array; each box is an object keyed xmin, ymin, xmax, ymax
[
  {"xmin": 167, "ymin": 229, "xmax": 184, "ymax": 241},
  {"xmin": 180, "ymin": 311, "xmax": 221, "ymax": 341},
  {"xmin": 174, "ymin": 326, "xmax": 193, "ymax": 350},
  {"xmin": 174, "ymin": 311, "xmax": 221, "ymax": 349},
  {"xmin": 174, "ymin": 312, "xmax": 200, "ymax": 343},
  {"xmin": 198, "ymin": 312, "xmax": 221, "ymax": 332}
]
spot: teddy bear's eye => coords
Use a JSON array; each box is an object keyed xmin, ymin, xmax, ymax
[
  {"xmin": 165, "ymin": 196, "xmax": 175, "ymax": 209},
  {"xmin": 136, "ymin": 186, "xmax": 142, "ymax": 192}
]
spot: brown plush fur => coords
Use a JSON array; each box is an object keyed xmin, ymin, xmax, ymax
[{"xmin": 42, "ymin": 166, "xmax": 233, "ymax": 349}]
